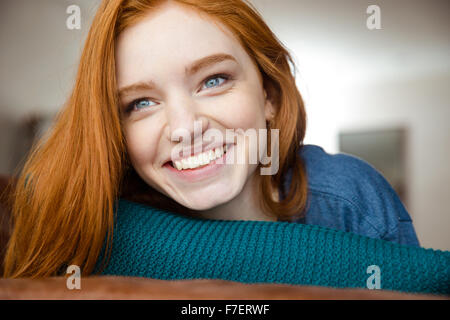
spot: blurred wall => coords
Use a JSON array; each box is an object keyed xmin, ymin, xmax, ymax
[
  {"xmin": 0, "ymin": 0, "xmax": 449, "ymax": 250},
  {"xmin": 0, "ymin": 0, "xmax": 98, "ymax": 173}
]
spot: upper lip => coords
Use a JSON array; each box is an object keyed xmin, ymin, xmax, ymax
[{"xmin": 165, "ymin": 142, "xmax": 233, "ymax": 164}]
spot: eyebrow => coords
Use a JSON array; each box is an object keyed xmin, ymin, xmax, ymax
[{"xmin": 118, "ymin": 53, "xmax": 237, "ymax": 99}]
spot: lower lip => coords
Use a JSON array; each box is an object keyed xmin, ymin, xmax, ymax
[{"xmin": 164, "ymin": 145, "xmax": 233, "ymax": 183}]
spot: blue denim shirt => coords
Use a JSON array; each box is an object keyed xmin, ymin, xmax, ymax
[{"xmin": 280, "ymin": 144, "xmax": 420, "ymax": 247}]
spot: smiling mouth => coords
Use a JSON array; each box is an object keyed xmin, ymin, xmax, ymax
[{"xmin": 167, "ymin": 144, "xmax": 229, "ymax": 171}]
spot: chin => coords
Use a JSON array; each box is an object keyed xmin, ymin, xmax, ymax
[
  {"xmin": 176, "ymin": 187, "xmax": 238, "ymax": 212},
  {"xmin": 180, "ymin": 196, "xmax": 230, "ymax": 211}
]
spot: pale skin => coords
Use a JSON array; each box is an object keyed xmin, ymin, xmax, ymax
[{"xmin": 116, "ymin": 2, "xmax": 277, "ymax": 221}]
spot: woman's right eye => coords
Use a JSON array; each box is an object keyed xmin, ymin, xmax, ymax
[{"xmin": 126, "ymin": 98, "xmax": 157, "ymax": 113}]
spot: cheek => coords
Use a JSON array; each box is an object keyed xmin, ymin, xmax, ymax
[
  {"xmin": 220, "ymin": 90, "xmax": 266, "ymax": 130},
  {"xmin": 124, "ymin": 120, "xmax": 160, "ymax": 167},
  {"xmin": 217, "ymin": 88, "xmax": 267, "ymax": 165}
]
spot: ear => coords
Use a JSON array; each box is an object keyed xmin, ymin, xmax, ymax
[{"xmin": 264, "ymin": 89, "xmax": 276, "ymax": 122}]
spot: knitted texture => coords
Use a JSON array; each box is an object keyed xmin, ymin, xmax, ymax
[{"xmin": 96, "ymin": 199, "xmax": 450, "ymax": 295}]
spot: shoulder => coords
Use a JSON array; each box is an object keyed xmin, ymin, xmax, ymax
[
  {"xmin": 296, "ymin": 144, "xmax": 419, "ymax": 246},
  {"xmin": 300, "ymin": 144, "xmax": 388, "ymax": 197}
]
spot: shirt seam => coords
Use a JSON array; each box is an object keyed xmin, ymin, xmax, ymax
[{"xmin": 383, "ymin": 224, "xmax": 399, "ymax": 241}]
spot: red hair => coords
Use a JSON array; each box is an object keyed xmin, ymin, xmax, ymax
[{"xmin": 2, "ymin": 0, "xmax": 307, "ymax": 278}]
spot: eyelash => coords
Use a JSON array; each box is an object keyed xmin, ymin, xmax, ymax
[{"xmin": 124, "ymin": 73, "xmax": 232, "ymax": 114}]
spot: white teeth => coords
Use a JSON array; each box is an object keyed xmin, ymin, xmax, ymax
[
  {"xmin": 202, "ymin": 152, "xmax": 209, "ymax": 163},
  {"xmin": 181, "ymin": 158, "xmax": 189, "ymax": 169},
  {"xmin": 174, "ymin": 161, "xmax": 182, "ymax": 170},
  {"xmin": 188, "ymin": 157, "xmax": 195, "ymax": 169},
  {"xmin": 215, "ymin": 146, "xmax": 223, "ymax": 158},
  {"xmin": 208, "ymin": 150, "xmax": 215, "ymax": 161},
  {"xmin": 192, "ymin": 155, "xmax": 200, "ymax": 168},
  {"xmin": 185, "ymin": 157, "xmax": 191, "ymax": 169},
  {"xmin": 172, "ymin": 145, "xmax": 227, "ymax": 170}
]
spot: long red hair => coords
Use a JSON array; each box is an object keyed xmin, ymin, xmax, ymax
[{"xmin": 2, "ymin": 0, "xmax": 307, "ymax": 278}]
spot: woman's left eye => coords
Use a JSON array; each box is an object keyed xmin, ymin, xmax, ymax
[{"xmin": 201, "ymin": 74, "xmax": 230, "ymax": 90}]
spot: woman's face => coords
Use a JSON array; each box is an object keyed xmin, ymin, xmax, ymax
[{"xmin": 116, "ymin": 3, "xmax": 274, "ymax": 210}]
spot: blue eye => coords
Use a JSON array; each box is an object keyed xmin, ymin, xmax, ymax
[
  {"xmin": 201, "ymin": 74, "xmax": 230, "ymax": 90},
  {"xmin": 135, "ymin": 99, "xmax": 154, "ymax": 109},
  {"xmin": 126, "ymin": 98, "xmax": 157, "ymax": 113}
]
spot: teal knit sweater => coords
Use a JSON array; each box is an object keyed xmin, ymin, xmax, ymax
[{"xmin": 96, "ymin": 199, "xmax": 450, "ymax": 295}]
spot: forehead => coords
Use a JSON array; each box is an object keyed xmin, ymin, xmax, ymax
[{"xmin": 115, "ymin": 3, "xmax": 247, "ymax": 85}]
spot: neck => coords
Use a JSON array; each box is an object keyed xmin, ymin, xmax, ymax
[{"xmin": 197, "ymin": 172, "xmax": 278, "ymax": 222}]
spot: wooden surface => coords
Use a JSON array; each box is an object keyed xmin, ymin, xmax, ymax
[{"xmin": 0, "ymin": 276, "xmax": 447, "ymax": 300}]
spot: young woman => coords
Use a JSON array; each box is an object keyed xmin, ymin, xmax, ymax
[{"xmin": 3, "ymin": 0, "xmax": 420, "ymax": 278}]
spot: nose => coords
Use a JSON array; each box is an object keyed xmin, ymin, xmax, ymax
[{"xmin": 164, "ymin": 97, "xmax": 209, "ymax": 146}]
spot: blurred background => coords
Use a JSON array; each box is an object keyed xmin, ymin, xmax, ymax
[{"xmin": 0, "ymin": 0, "xmax": 449, "ymax": 250}]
